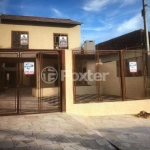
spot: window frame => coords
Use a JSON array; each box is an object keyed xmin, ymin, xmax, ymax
[
  {"xmin": 11, "ymin": 31, "xmax": 29, "ymax": 49},
  {"xmin": 53, "ymin": 33, "xmax": 69, "ymax": 49}
]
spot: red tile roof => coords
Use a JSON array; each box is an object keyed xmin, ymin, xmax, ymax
[{"xmin": 0, "ymin": 14, "xmax": 82, "ymax": 25}]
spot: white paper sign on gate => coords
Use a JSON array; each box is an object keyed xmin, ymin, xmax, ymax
[
  {"xmin": 129, "ymin": 62, "xmax": 137, "ymax": 73},
  {"xmin": 24, "ymin": 62, "xmax": 34, "ymax": 75}
]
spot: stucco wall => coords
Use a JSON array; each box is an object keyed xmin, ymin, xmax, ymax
[
  {"xmin": 100, "ymin": 61, "xmax": 144, "ymax": 98},
  {"xmin": 100, "ymin": 61, "xmax": 121, "ymax": 96},
  {"xmin": 0, "ymin": 24, "xmax": 81, "ymax": 50},
  {"xmin": 32, "ymin": 87, "xmax": 59, "ymax": 97},
  {"xmin": 65, "ymin": 50, "xmax": 149, "ymax": 116},
  {"xmin": 125, "ymin": 77, "xmax": 144, "ymax": 99}
]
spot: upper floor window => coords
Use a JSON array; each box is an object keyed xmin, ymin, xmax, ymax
[
  {"xmin": 54, "ymin": 33, "xmax": 68, "ymax": 49},
  {"xmin": 11, "ymin": 31, "xmax": 29, "ymax": 49}
]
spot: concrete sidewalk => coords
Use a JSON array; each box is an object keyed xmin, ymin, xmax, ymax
[{"xmin": 0, "ymin": 113, "xmax": 149, "ymax": 150}]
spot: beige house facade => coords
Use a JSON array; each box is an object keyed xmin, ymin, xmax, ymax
[
  {"xmin": 0, "ymin": 14, "xmax": 150, "ymax": 116},
  {"xmin": 0, "ymin": 14, "xmax": 81, "ymax": 114},
  {"xmin": 0, "ymin": 15, "xmax": 81, "ymax": 50}
]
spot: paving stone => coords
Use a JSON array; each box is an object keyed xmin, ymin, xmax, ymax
[
  {"xmin": 71, "ymin": 144, "xmax": 87, "ymax": 150},
  {"xmin": 36, "ymin": 131, "xmax": 51, "ymax": 139},
  {"xmin": 2, "ymin": 147, "xmax": 27, "ymax": 150},
  {"xmin": 34, "ymin": 138, "xmax": 52, "ymax": 146},
  {"xmin": 63, "ymin": 146, "xmax": 75, "ymax": 150},
  {"xmin": 24, "ymin": 135, "xmax": 37, "ymax": 140},
  {"xmin": 29, "ymin": 125, "xmax": 41, "ymax": 130},
  {"xmin": 108, "ymin": 141, "xmax": 125, "ymax": 149},
  {"xmin": 63, "ymin": 133, "xmax": 75, "ymax": 138},
  {"xmin": 16, "ymin": 141, "xmax": 29, "ymax": 147},
  {"xmin": 20, "ymin": 125, "xmax": 30, "ymax": 130},
  {"xmin": 0, "ymin": 113, "xmax": 150, "ymax": 150},
  {"xmin": 133, "ymin": 132, "xmax": 150, "ymax": 139},
  {"xmin": 2, "ymin": 141, "xmax": 14, "ymax": 148},
  {"xmin": 69, "ymin": 137, "xmax": 84, "ymax": 143},
  {"xmin": 13, "ymin": 140, "xmax": 21, "ymax": 146},
  {"xmin": 87, "ymin": 134, "xmax": 102, "ymax": 140},
  {"xmin": 104, "ymin": 134, "xmax": 121, "ymax": 143},
  {"xmin": 53, "ymin": 117, "xmax": 66, "ymax": 122},
  {"xmin": 121, "ymin": 142, "xmax": 131, "ymax": 148},
  {"xmin": 12, "ymin": 135, "xmax": 26, "ymax": 141},
  {"xmin": 4, "ymin": 137, "xmax": 12, "ymax": 142},
  {"xmin": 60, "ymin": 142, "xmax": 81, "ymax": 147},
  {"xmin": 0, "ymin": 143, "xmax": 3, "ymax": 149},
  {"xmin": 32, "ymin": 130, "xmax": 43, "ymax": 136},
  {"xmin": 116, "ymin": 134, "xmax": 128, "ymax": 141},
  {"xmin": 107, "ymin": 144, "xmax": 116, "ymax": 150},
  {"xmin": 75, "ymin": 130, "xmax": 87, "ymax": 136},
  {"xmin": 0, "ymin": 131, "xmax": 7, "ymax": 139},
  {"xmin": 81, "ymin": 140, "xmax": 101, "ymax": 149},
  {"xmin": 45, "ymin": 127, "xmax": 65, "ymax": 135},
  {"xmin": 27, "ymin": 145, "xmax": 40, "ymax": 150},
  {"xmin": 41, "ymin": 143, "xmax": 62, "ymax": 150},
  {"xmin": 23, "ymin": 131, "xmax": 33, "ymax": 137},
  {"xmin": 96, "ymin": 139, "xmax": 109, "ymax": 146},
  {"xmin": 143, "ymin": 142, "xmax": 150, "ymax": 148},
  {"xmin": 68, "ymin": 130, "xmax": 80, "ymax": 135},
  {"xmin": 26, "ymin": 141, "xmax": 37, "ymax": 147},
  {"xmin": 0, "ymin": 138, "xmax": 5, "ymax": 143},
  {"xmin": 50, "ymin": 135, "xmax": 72, "ymax": 144},
  {"xmin": 40, "ymin": 124, "xmax": 59, "ymax": 129}
]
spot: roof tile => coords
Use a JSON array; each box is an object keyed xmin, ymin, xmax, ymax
[{"xmin": 0, "ymin": 14, "xmax": 82, "ymax": 25}]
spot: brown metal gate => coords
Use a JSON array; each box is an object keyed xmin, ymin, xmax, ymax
[
  {"xmin": 73, "ymin": 50, "xmax": 147, "ymax": 103},
  {"xmin": 0, "ymin": 50, "xmax": 62, "ymax": 115}
]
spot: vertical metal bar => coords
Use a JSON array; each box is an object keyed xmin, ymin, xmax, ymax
[
  {"xmin": 96, "ymin": 51, "xmax": 101, "ymax": 101},
  {"xmin": 14, "ymin": 53, "xmax": 17, "ymax": 113},
  {"xmin": 73, "ymin": 51, "xmax": 76, "ymax": 104},
  {"xmin": 15, "ymin": 87, "xmax": 16, "ymax": 112},
  {"xmin": 74, "ymin": 51, "xmax": 76, "ymax": 104},
  {"xmin": 19, "ymin": 53, "xmax": 21, "ymax": 113},
  {"xmin": 40, "ymin": 52, "xmax": 42, "ymax": 112},
  {"xmin": 40, "ymin": 53, "xmax": 42, "ymax": 112},
  {"xmin": 59, "ymin": 50, "xmax": 62, "ymax": 112},
  {"xmin": 142, "ymin": 51, "xmax": 147, "ymax": 98},
  {"xmin": 62, "ymin": 50, "xmax": 66, "ymax": 111},
  {"xmin": 120, "ymin": 51, "xmax": 126, "ymax": 101},
  {"xmin": 17, "ymin": 52, "xmax": 20, "ymax": 114},
  {"xmin": 37, "ymin": 53, "xmax": 40, "ymax": 112}
]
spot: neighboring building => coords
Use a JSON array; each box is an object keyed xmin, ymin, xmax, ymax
[{"xmin": 96, "ymin": 29, "xmax": 150, "ymax": 50}]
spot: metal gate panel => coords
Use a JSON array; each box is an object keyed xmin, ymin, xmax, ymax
[
  {"xmin": 0, "ymin": 50, "xmax": 62, "ymax": 115},
  {"xmin": 0, "ymin": 53, "xmax": 19, "ymax": 114},
  {"xmin": 19, "ymin": 52, "xmax": 39, "ymax": 113},
  {"xmin": 39, "ymin": 52, "xmax": 61, "ymax": 112}
]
